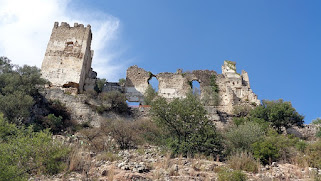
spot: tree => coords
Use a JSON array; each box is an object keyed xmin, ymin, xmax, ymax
[
  {"xmin": 0, "ymin": 57, "xmax": 46, "ymax": 124},
  {"xmin": 143, "ymin": 84, "xmax": 157, "ymax": 105},
  {"xmin": 150, "ymin": 93, "xmax": 223, "ymax": 157},
  {"xmin": 249, "ymin": 99, "xmax": 304, "ymax": 133}
]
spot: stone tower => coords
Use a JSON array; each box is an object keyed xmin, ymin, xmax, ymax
[{"xmin": 41, "ymin": 22, "xmax": 95, "ymax": 93}]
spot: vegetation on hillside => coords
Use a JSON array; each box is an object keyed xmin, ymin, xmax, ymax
[{"xmin": 0, "ymin": 57, "xmax": 320, "ymax": 180}]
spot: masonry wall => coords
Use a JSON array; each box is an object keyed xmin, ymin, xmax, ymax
[
  {"xmin": 41, "ymin": 22, "xmax": 94, "ymax": 93},
  {"xmin": 125, "ymin": 61, "xmax": 260, "ymax": 115}
]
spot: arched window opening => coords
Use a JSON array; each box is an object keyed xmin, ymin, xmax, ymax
[
  {"xmin": 148, "ymin": 76, "xmax": 159, "ymax": 92},
  {"xmin": 191, "ymin": 80, "xmax": 201, "ymax": 96}
]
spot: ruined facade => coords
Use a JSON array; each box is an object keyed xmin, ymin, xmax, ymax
[
  {"xmin": 125, "ymin": 61, "xmax": 260, "ymax": 114},
  {"xmin": 40, "ymin": 22, "xmax": 260, "ymax": 123},
  {"xmin": 41, "ymin": 22, "xmax": 96, "ymax": 93}
]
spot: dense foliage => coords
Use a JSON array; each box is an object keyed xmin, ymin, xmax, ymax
[
  {"xmin": 150, "ymin": 93, "xmax": 223, "ymax": 157},
  {"xmin": 0, "ymin": 114, "xmax": 70, "ymax": 181},
  {"xmin": 233, "ymin": 99, "xmax": 304, "ymax": 133},
  {"xmin": 0, "ymin": 57, "xmax": 46, "ymax": 124}
]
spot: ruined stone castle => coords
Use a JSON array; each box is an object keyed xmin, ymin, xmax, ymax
[
  {"xmin": 41, "ymin": 22, "xmax": 260, "ymax": 118},
  {"xmin": 41, "ymin": 22, "xmax": 96, "ymax": 93}
]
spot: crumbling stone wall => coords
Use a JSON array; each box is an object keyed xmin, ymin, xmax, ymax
[
  {"xmin": 217, "ymin": 61, "xmax": 260, "ymax": 113},
  {"xmin": 41, "ymin": 22, "xmax": 95, "ymax": 93},
  {"xmin": 125, "ymin": 65, "xmax": 151, "ymax": 102},
  {"xmin": 157, "ymin": 70, "xmax": 191, "ymax": 99},
  {"xmin": 125, "ymin": 61, "xmax": 260, "ymax": 115}
]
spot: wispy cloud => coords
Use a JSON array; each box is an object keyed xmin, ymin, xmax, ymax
[{"xmin": 0, "ymin": 0, "xmax": 128, "ymax": 81}]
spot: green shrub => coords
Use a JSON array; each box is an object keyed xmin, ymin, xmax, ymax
[
  {"xmin": 233, "ymin": 105, "xmax": 253, "ymax": 117},
  {"xmin": 33, "ymin": 100, "xmax": 74, "ymax": 134},
  {"xmin": 0, "ymin": 115, "xmax": 70, "ymax": 180},
  {"xmin": 217, "ymin": 167, "xmax": 247, "ymax": 181},
  {"xmin": 252, "ymin": 139, "xmax": 279, "ymax": 165},
  {"xmin": 225, "ymin": 121, "xmax": 265, "ymax": 153},
  {"xmin": 252, "ymin": 129, "xmax": 300, "ymax": 165},
  {"xmin": 304, "ymin": 140, "xmax": 321, "ymax": 169},
  {"xmin": 98, "ymin": 91, "xmax": 128, "ymax": 114},
  {"xmin": 227, "ymin": 152, "xmax": 260, "ymax": 173},
  {"xmin": 150, "ymin": 93, "xmax": 223, "ymax": 157}
]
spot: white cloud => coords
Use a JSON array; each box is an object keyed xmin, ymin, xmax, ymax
[{"xmin": 0, "ymin": 0, "xmax": 128, "ymax": 81}]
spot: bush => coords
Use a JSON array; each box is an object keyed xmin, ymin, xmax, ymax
[
  {"xmin": 233, "ymin": 105, "xmax": 253, "ymax": 117},
  {"xmin": 0, "ymin": 115, "xmax": 70, "ymax": 180},
  {"xmin": 227, "ymin": 152, "xmax": 260, "ymax": 173},
  {"xmin": 150, "ymin": 93, "xmax": 223, "ymax": 157},
  {"xmin": 217, "ymin": 167, "xmax": 247, "ymax": 181},
  {"xmin": 304, "ymin": 140, "xmax": 321, "ymax": 169},
  {"xmin": 252, "ymin": 129, "xmax": 300, "ymax": 165},
  {"xmin": 249, "ymin": 99, "xmax": 304, "ymax": 133},
  {"xmin": 104, "ymin": 119, "xmax": 140, "ymax": 149},
  {"xmin": 225, "ymin": 121, "xmax": 265, "ymax": 153},
  {"xmin": 98, "ymin": 91, "xmax": 128, "ymax": 114},
  {"xmin": 134, "ymin": 119, "xmax": 166, "ymax": 146},
  {"xmin": 33, "ymin": 100, "xmax": 74, "ymax": 134},
  {"xmin": 95, "ymin": 78, "xmax": 106, "ymax": 93}
]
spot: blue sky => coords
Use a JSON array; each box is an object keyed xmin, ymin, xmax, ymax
[{"xmin": 0, "ymin": 0, "xmax": 320, "ymax": 123}]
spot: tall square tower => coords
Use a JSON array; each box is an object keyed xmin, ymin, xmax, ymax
[{"xmin": 41, "ymin": 22, "xmax": 94, "ymax": 93}]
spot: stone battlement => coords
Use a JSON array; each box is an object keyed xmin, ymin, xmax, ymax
[{"xmin": 53, "ymin": 22, "xmax": 91, "ymax": 29}]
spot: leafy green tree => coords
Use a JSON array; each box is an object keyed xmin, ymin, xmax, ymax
[
  {"xmin": 150, "ymin": 93, "xmax": 223, "ymax": 157},
  {"xmin": 249, "ymin": 99, "xmax": 304, "ymax": 133},
  {"xmin": 0, "ymin": 57, "xmax": 46, "ymax": 124},
  {"xmin": 143, "ymin": 84, "xmax": 157, "ymax": 105}
]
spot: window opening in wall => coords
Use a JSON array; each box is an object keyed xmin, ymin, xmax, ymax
[
  {"xmin": 66, "ymin": 41, "xmax": 74, "ymax": 47},
  {"xmin": 191, "ymin": 80, "xmax": 201, "ymax": 96},
  {"xmin": 148, "ymin": 76, "xmax": 159, "ymax": 92},
  {"xmin": 126, "ymin": 101, "xmax": 140, "ymax": 108}
]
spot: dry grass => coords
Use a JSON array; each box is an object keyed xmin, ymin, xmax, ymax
[
  {"xmin": 227, "ymin": 152, "xmax": 261, "ymax": 173},
  {"xmin": 67, "ymin": 146, "xmax": 92, "ymax": 174},
  {"xmin": 96, "ymin": 151, "xmax": 120, "ymax": 162},
  {"xmin": 107, "ymin": 167, "xmax": 114, "ymax": 181}
]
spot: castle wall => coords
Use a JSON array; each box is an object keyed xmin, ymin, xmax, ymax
[
  {"xmin": 125, "ymin": 61, "xmax": 260, "ymax": 115},
  {"xmin": 125, "ymin": 65, "xmax": 151, "ymax": 102},
  {"xmin": 41, "ymin": 22, "xmax": 94, "ymax": 93},
  {"xmin": 156, "ymin": 71, "xmax": 190, "ymax": 99}
]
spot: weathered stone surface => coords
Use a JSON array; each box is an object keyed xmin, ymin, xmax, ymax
[
  {"xmin": 125, "ymin": 61, "xmax": 260, "ymax": 115},
  {"xmin": 125, "ymin": 65, "xmax": 151, "ymax": 103},
  {"xmin": 41, "ymin": 22, "xmax": 95, "ymax": 93}
]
